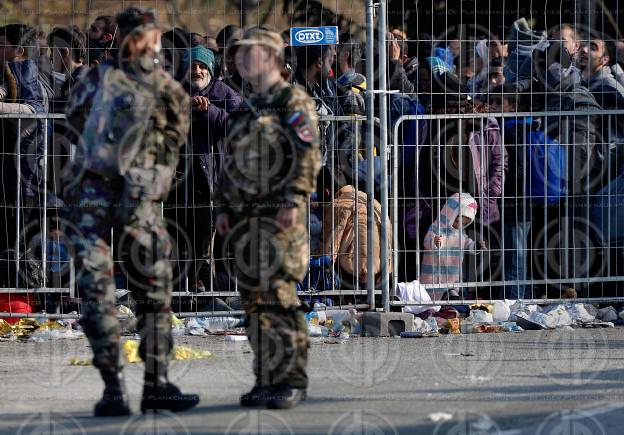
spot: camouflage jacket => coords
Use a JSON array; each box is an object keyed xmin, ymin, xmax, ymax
[
  {"xmin": 65, "ymin": 54, "xmax": 190, "ymax": 199},
  {"xmin": 215, "ymin": 79, "xmax": 321, "ymax": 216}
]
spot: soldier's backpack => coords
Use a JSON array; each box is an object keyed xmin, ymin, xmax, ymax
[{"xmin": 80, "ymin": 64, "xmax": 157, "ymax": 177}]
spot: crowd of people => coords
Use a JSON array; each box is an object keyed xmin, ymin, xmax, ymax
[{"xmin": 1, "ymin": 13, "xmax": 624, "ymax": 306}]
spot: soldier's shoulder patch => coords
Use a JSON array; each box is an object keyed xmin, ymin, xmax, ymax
[{"xmin": 287, "ymin": 111, "xmax": 314, "ymax": 142}]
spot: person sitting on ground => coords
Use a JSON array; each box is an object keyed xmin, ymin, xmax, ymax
[{"xmin": 420, "ymin": 193, "xmax": 487, "ymax": 301}]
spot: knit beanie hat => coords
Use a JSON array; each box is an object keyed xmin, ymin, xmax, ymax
[{"xmin": 182, "ymin": 45, "xmax": 216, "ymax": 77}]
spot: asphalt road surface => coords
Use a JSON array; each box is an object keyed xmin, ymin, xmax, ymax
[{"xmin": 1, "ymin": 328, "xmax": 623, "ymax": 434}]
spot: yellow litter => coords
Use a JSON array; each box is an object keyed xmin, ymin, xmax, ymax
[
  {"xmin": 68, "ymin": 358, "xmax": 92, "ymax": 366},
  {"xmin": 123, "ymin": 339, "xmax": 142, "ymax": 363},
  {"xmin": 40, "ymin": 319, "xmax": 64, "ymax": 330},
  {"xmin": 171, "ymin": 314, "xmax": 184, "ymax": 329},
  {"xmin": 118, "ymin": 305, "xmax": 134, "ymax": 317},
  {"xmin": 0, "ymin": 319, "xmax": 12, "ymax": 336},
  {"xmin": 69, "ymin": 339, "xmax": 213, "ymax": 366},
  {"xmin": 1, "ymin": 318, "xmax": 41, "ymax": 338}
]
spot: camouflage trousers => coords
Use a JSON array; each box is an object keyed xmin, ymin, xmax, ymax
[
  {"xmin": 246, "ymin": 305, "xmax": 308, "ymax": 389},
  {"xmin": 225, "ymin": 209, "xmax": 310, "ymax": 388},
  {"xmin": 61, "ymin": 173, "xmax": 173, "ymax": 380}
]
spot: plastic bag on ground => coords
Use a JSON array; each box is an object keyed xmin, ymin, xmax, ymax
[
  {"xmin": 465, "ymin": 310, "xmax": 493, "ymax": 324},
  {"xmin": 510, "ymin": 301, "xmax": 540, "ymax": 321},
  {"xmin": 396, "ymin": 280, "xmax": 441, "ymax": 314},
  {"xmin": 29, "ymin": 328, "xmax": 85, "ymax": 342},
  {"xmin": 184, "ymin": 316, "xmax": 242, "ymax": 334},
  {"xmin": 306, "ymin": 309, "xmax": 360, "ymax": 336},
  {"xmin": 413, "ymin": 317, "xmax": 437, "ymax": 334},
  {"xmin": 597, "ymin": 306, "xmax": 618, "ymax": 322},
  {"xmin": 428, "ymin": 412, "xmax": 453, "ymax": 422},
  {"xmin": 565, "ymin": 303, "xmax": 596, "ymax": 325},
  {"xmin": 526, "ymin": 305, "xmax": 572, "ymax": 329},
  {"xmin": 492, "ymin": 300, "xmax": 512, "ymax": 322}
]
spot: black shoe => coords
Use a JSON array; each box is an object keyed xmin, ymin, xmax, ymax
[
  {"xmin": 94, "ymin": 371, "xmax": 131, "ymax": 417},
  {"xmin": 240, "ymin": 385, "xmax": 273, "ymax": 407},
  {"xmin": 94, "ymin": 394, "xmax": 131, "ymax": 417},
  {"xmin": 266, "ymin": 384, "xmax": 307, "ymax": 410},
  {"xmin": 141, "ymin": 382, "xmax": 200, "ymax": 414}
]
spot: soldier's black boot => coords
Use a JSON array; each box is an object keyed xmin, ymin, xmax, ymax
[
  {"xmin": 266, "ymin": 384, "xmax": 307, "ymax": 410},
  {"xmin": 240, "ymin": 384, "xmax": 273, "ymax": 407},
  {"xmin": 140, "ymin": 375, "xmax": 200, "ymax": 414},
  {"xmin": 94, "ymin": 370, "xmax": 131, "ymax": 417}
]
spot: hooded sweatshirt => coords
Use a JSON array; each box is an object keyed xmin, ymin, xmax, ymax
[{"xmin": 420, "ymin": 193, "xmax": 479, "ymax": 299}]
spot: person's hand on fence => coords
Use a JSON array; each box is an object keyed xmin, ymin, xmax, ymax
[
  {"xmin": 192, "ymin": 96, "xmax": 210, "ymax": 111},
  {"xmin": 388, "ymin": 33, "xmax": 401, "ymax": 61},
  {"xmin": 277, "ymin": 206, "xmax": 297, "ymax": 229},
  {"xmin": 434, "ymin": 235, "xmax": 443, "ymax": 248},
  {"xmin": 479, "ymin": 240, "xmax": 488, "ymax": 250},
  {"xmin": 216, "ymin": 213, "xmax": 230, "ymax": 236}
]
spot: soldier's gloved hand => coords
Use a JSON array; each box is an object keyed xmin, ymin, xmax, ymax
[
  {"xmin": 276, "ymin": 207, "xmax": 297, "ymax": 229},
  {"xmin": 192, "ymin": 96, "xmax": 210, "ymax": 111},
  {"xmin": 216, "ymin": 213, "xmax": 231, "ymax": 236}
]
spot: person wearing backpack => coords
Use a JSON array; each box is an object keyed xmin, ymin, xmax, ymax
[
  {"xmin": 493, "ymin": 87, "xmax": 536, "ymax": 299},
  {"xmin": 61, "ymin": 7, "xmax": 199, "ymax": 416}
]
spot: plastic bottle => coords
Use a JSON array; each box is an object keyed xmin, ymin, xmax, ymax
[
  {"xmin": 305, "ymin": 311, "xmax": 327, "ymax": 325},
  {"xmin": 307, "ymin": 324, "xmax": 329, "ymax": 337}
]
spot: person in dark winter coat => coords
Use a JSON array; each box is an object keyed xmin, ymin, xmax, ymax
[
  {"xmin": 170, "ymin": 44, "xmax": 242, "ymax": 291},
  {"xmin": 0, "ymin": 23, "xmax": 48, "ymax": 256}
]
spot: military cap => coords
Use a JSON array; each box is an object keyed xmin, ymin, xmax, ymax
[
  {"xmin": 116, "ymin": 7, "xmax": 157, "ymax": 36},
  {"xmin": 235, "ymin": 27, "xmax": 284, "ymax": 58}
]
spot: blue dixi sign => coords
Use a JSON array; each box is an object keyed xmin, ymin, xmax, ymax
[{"xmin": 290, "ymin": 26, "xmax": 339, "ymax": 46}]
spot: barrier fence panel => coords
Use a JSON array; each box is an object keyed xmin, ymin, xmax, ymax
[
  {"xmin": 391, "ymin": 110, "xmax": 624, "ymax": 308},
  {"xmin": 0, "ymin": 114, "xmax": 378, "ymax": 321},
  {"xmin": 1, "ymin": 1, "xmax": 624, "ymax": 324},
  {"xmin": 2, "ymin": 111, "xmax": 624, "ymax": 316}
]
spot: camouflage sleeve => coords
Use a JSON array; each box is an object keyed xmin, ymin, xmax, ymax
[
  {"xmin": 64, "ymin": 66, "xmax": 101, "ymax": 138},
  {"xmin": 213, "ymin": 113, "xmax": 236, "ymax": 217},
  {"xmin": 162, "ymin": 77, "xmax": 191, "ymax": 149},
  {"xmin": 283, "ymin": 86, "xmax": 322, "ymax": 208}
]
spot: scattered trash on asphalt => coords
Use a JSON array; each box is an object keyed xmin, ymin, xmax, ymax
[
  {"xmin": 305, "ymin": 308, "xmax": 361, "ymax": 337},
  {"xmin": 428, "ymin": 412, "xmax": 454, "ymax": 422},
  {"xmin": 464, "ymin": 375, "xmax": 492, "ymax": 382},
  {"xmin": 471, "ymin": 415, "xmax": 496, "ymax": 431},
  {"xmin": 597, "ymin": 307, "xmax": 618, "ymax": 322},
  {"xmin": 225, "ymin": 335, "xmax": 248, "ymax": 342},
  {"xmin": 69, "ymin": 340, "xmax": 212, "ymax": 366}
]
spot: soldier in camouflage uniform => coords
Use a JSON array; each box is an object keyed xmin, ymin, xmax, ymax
[
  {"xmin": 215, "ymin": 28, "xmax": 322, "ymax": 410},
  {"xmin": 61, "ymin": 7, "xmax": 199, "ymax": 416}
]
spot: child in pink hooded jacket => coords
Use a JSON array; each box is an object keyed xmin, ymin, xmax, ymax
[{"xmin": 420, "ymin": 193, "xmax": 487, "ymax": 301}]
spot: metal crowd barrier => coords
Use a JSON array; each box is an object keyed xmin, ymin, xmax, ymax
[
  {"xmin": 0, "ymin": 113, "xmax": 381, "ymax": 319},
  {"xmin": 390, "ymin": 109, "xmax": 624, "ymax": 308},
  {"xmin": 2, "ymin": 108, "xmax": 624, "ymax": 320}
]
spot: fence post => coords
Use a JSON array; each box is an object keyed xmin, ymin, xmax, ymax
[
  {"xmin": 391, "ymin": 117, "xmax": 400, "ymax": 302},
  {"xmin": 377, "ymin": 0, "xmax": 390, "ymax": 312},
  {"xmin": 15, "ymin": 119, "xmax": 22, "ymax": 287},
  {"xmin": 42, "ymin": 118, "xmax": 48, "ymax": 293},
  {"xmin": 366, "ymin": 0, "xmax": 376, "ymax": 310}
]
